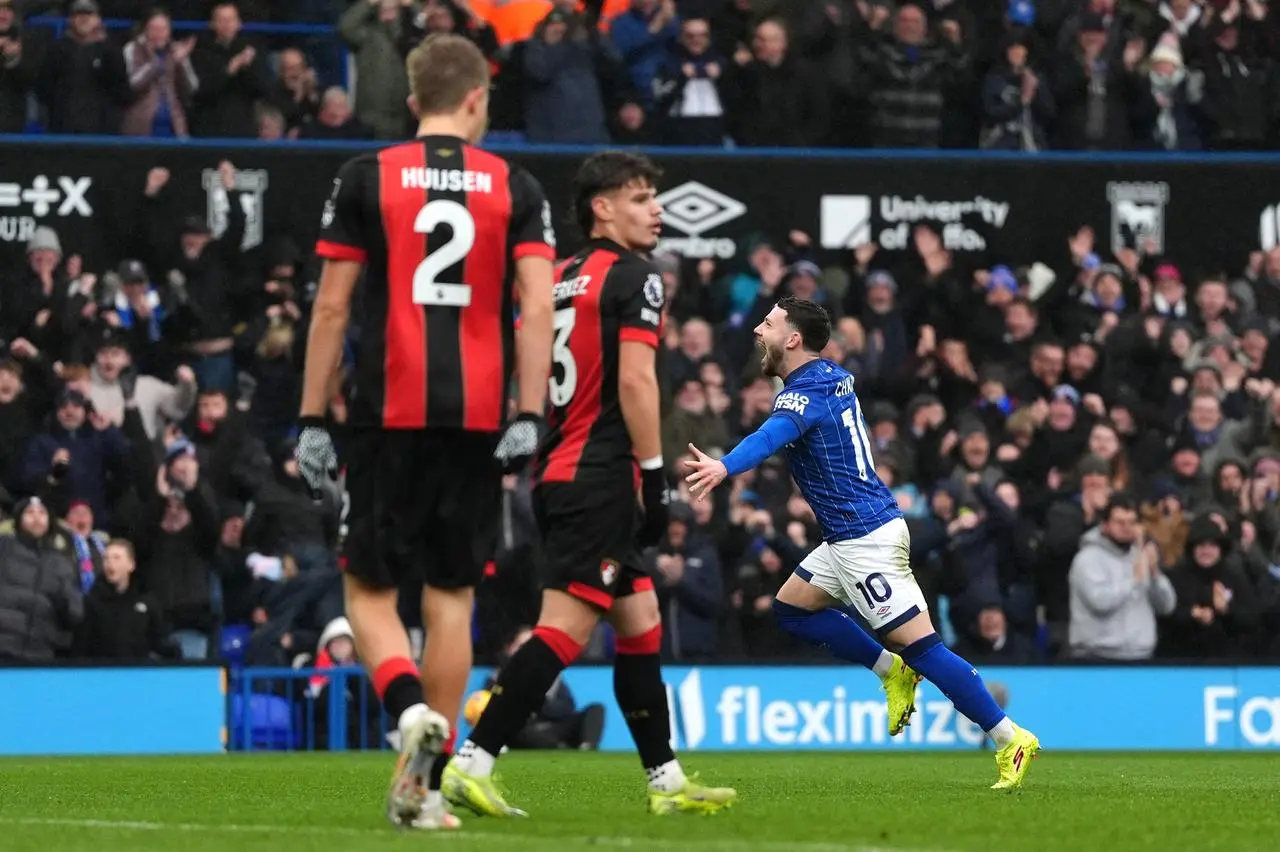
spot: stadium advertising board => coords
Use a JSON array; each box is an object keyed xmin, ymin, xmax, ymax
[
  {"xmin": 0, "ymin": 139, "xmax": 1274, "ymax": 278},
  {"xmin": 461, "ymin": 665, "xmax": 1280, "ymax": 751},
  {"xmin": 0, "ymin": 667, "xmax": 225, "ymax": 756}
]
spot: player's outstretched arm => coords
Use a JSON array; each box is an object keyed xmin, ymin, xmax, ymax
[
  {"xmin": 684, "ymin": 414, "xmax": 804, "ymax": 500},
  {"xmin": 513, "ymin": 255, "xmax": 555, "ymax": 416}
]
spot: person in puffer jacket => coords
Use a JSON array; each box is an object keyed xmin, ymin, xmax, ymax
[{"xmin": 0, "ymin": 496, "xmax": 83, "ymax": 662}]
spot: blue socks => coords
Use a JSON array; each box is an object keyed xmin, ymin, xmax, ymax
[
  {"xmin": 901, "ymin": 634, "xmax": 1007, "ymax": 732},
  {"xmin": 772, "ymin": 600, "xmax": 887, "ymax": 671}
]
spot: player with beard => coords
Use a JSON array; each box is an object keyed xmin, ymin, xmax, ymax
[
  {"xmin": 684, "ymin": 297, "xmax": 1042, "ymax": 790},
  {"xmin": 443, "ymin": 151, "xmax": 736, "ymax": 817}
]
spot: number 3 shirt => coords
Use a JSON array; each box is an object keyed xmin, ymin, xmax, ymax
[
  {"xmin": 316, "ymin": 135, "xmax": 555, "ymax": 432},
  {"xmin": 534, "ymin": 238, "xmax": 664, "ymax": 487}
]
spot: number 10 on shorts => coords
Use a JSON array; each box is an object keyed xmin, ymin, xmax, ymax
[{"xmin": 855, "ymin": 572, "xmax": 892, "ymax": 609}]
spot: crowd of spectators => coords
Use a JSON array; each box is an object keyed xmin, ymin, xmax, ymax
[
  {"xmin": 5, "ymin": 0, "xmax": 1280, "ymax": 149},
  {"xmin": 2, "ymin": 4, "xmax": 1280, "ymax": 671},
  {"xmin": 2, "ymin": 142, "xmax": 1278, "ymax": 668}
]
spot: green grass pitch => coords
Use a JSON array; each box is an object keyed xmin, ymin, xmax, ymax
[{"xmin": 0, "ymin": 751, "xmax": 1276, "ymax": 852}]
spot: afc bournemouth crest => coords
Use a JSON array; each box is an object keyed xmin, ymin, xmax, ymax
[{"xmin": 600, "ymin": 559, "xmax": 620, "ymax": 587}]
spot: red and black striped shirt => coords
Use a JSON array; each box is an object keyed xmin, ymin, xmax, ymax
[
  {"xmin": 315, "ymin": 136, "xmax": 556, "ymax": 431},
  {"xmin": 534, "ymin": 239, "xmax": 665, "ymax": 485}
]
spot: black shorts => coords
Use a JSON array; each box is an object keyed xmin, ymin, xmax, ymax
[
  {"xmin": 344, "ymin": 428, "xmax": 500, "ymax": 591},
  {"xmin": 532, "ymin": 480, "xmax": 652, "ymax": 610}
]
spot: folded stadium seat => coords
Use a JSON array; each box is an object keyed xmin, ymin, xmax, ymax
[
  {"xmin": 229, "ymin": 694, "xmax": 296, "ymax": 752},
  {"xmin": 220, "ymin": 624, "xmax": 252, "ymax": 669}
]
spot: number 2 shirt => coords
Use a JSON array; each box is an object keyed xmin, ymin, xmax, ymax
[{"xmin": 315, "ymin": 135, "xmax": 556, "ymax": 432}]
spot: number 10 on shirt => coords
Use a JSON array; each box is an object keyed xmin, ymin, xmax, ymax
[{"xmin": 841, "ymin": 403, "xmax": 876, "ymax": 481}]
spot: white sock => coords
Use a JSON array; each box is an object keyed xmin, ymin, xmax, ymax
[
  {"xmin": 872, "ymin": 650, "xmax": 895, "ymax": 679},
  {"xmin": 397, "ymin": 702, "xmax": 429, "ymax": 737},
  {"xmin": 646, "ymin": 759, "xmax": 687, "ymax": 793},
  {"xmin": 988, "ymin": 717, "xmax": 1017, "ymax": 748},
  {"xmin": 453, "ymin": 739, "xmax": 496, "ymax": 778}
]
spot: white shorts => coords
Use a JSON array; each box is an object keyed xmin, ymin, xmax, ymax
[{"xmin": 797, "ymin": 517, "xmax": 928, "ymax": 632}]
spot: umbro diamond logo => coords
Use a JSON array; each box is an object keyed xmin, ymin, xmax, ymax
[{"xmin": 656, "ymin": 182, "xmax": 746, "ymax": 237}]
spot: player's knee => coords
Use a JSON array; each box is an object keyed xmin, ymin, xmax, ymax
[
  {"xmin": 609, "ymin": 589, "xmax": 660, "ymax": 639},
  {"xmin": 615, "ymin": 623, "xmax": 661, "ymax": 655},
  {"xmin": 771, "ymin": 598, "xmax": 818, "ymax": 633},
  {"xmin": 532, "ymin": 624, "xmax": 587, "ymax": 666}
]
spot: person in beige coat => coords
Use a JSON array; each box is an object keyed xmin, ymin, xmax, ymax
[{"xmin": 121, "ymin": 10, "xmax": 198, "ymax": 138}]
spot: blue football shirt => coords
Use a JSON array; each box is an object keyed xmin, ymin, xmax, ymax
[{"xmin": 757, "ymin": 359, "xmax": 901, "ymax": 542}]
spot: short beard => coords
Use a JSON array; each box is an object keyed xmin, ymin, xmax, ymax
[{"xmin": 760, "ymin": 342, "xmax": 783, "ymax": 378}]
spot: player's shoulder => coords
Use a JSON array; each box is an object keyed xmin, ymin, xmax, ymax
[
  {"xmin": 333, "ymin": 150, "xmax": 381, "ymax": 182},
  {"xmin": 608, "ymin": 250, "xmax": 660, "ymax": 280},
  {"xmin": 464, "ymin": 144, "xmax": 541, "ymax": 188},
  {"xmin": 788, "ymin": 360, "xmax": 855, "ymax": 399},
  {"xmin": 605, "ymin": 251, "xmax": 663, "ymax": 302}
]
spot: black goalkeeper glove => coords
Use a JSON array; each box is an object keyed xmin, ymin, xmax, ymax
[
  {"xmin": 494, "ymin": 412, "xmax": 542, "ymax": 474},
  {"xmin": 295, "ymin": 417, "xmax": 338, "ymax": 501},
  {"xmin": 637, "ymin": 464, "xmax": 670, "ymax": 548}
]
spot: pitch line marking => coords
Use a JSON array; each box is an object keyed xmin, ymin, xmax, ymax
[{"xmin": 0, "ymin": 816, "xmax": 950, "ymax": 852}]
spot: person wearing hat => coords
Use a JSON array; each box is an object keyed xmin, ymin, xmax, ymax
[
  {"xmin": 1167, "ymin": 429, "xmax": 1210, "ymax": 509},
  {"xmin": 1151, "ymin": 263, "xmax": 1189, "ymax": 318},
  {"xmin": 1161, "ymin": 514, "xmax": 1259, "ymax": 658},
  {"xmin": 104, "ymin": 259, "xmax": 167, "ymax": 343},
  {"xmin": 137, "ymin": 430, "xmax": 220, "ymax": 659},
  {"xmin": 1140, "ymin": 36, "xmax": 1202, "ymax": 151},
  {"xmin": 785, "ymin": 260, "xmax": 826, "ymax": 304},
  {"xmin": 1037, "ymin": 454, "xmax": 1117, "ymax": 635},
  {"xmin": 974, "ymin": 363, "xmax": 1015, "ymax": 434},
  {"xmin": 36, "ymin": 0, "xmax": 130, "ymax": 135},
  {"xmin": 1024, "ymin": 384, "xmax": 1090, "ymax": 490},
  {"xmin": 0, "ymin": 496, "xmax": 83, "ymax": 662},
  {"xmin": 1067, "ymin": 494, "xmax": 1175, "ymax": 661},
  {"xmin": 3, "ymin": 226, "xmax": 69, "ymax": 350},
  {"xmin": 855, "ymin": 269, "xmax": 910, "ymax": 381},
  {"xmin": 979, "ymin": 28, "xmax": 1053, "ymax": 152},
  {"xmin": 965, "ymin": 266, "xmax": 1021, "ymax": 364},
  {"xmin": 88, "ymin": 329, "xmax": 197, "ymax": 440},
  {"xmin": 19, "ymin": 386, "xmax": 130, "ymax": 526}
]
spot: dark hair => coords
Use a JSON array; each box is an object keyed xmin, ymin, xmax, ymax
[
  {"xmin": 1103, "ymin": 494, "xmax": 1137, "ymax": 521},
  {"xmin": 776, "ymin": 296, "xmax": 831, "ymax": 353},
  {"xmin": 571, "ymin": 151, "xmax": 663, "ymax": 237}
]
